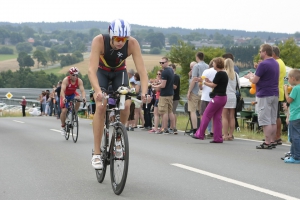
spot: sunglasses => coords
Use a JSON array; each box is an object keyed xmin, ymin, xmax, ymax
[
  {"xmin": 159, "ymin": 62, "xmax": 166, "ymax": 64},
  {"xmin": 113, "ymin": 36, "xmax": 129, "ymax": 43},
  {"xmin": 157, "ymin": 73, "xmax": 161, "ymax": 75},
  {"xmin": 71, "ymin": 74, "xmax": 78, "ymax": 77}
]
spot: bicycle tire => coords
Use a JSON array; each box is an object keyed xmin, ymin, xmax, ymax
[
  {"xmin": 110, "ymin": 122, "xmax": 129, "ymax": 195},
  {"xmin": 71, "ymin": 110, "xmax": 79, "ymax": 143},
  {"xmin": 96, "ymin": 127, "xmax": 108, "ymax": 183}
]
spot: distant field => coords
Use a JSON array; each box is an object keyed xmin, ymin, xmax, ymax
[
  {"xmin": 47, "ymin": 54, "xmax": 163, "ymax": 75},
  {"xmin": 0, "ymin": 54, "xmax": 18, "ymax": 61}
]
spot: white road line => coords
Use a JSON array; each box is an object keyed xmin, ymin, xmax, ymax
[
  {"xmin": 172, "ymin": 163, "xmax": 299, "ymax": 200},
  {"xmin": 50, "ymin": 129, "xmax": 62, "ymax": 133},
  {"xmin": 13, "ymin": 120, "xmax": 24, "ymax": 123}
]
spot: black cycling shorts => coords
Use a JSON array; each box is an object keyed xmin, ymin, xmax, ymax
[{"xmin": 97, "ymin": 68, "xmax": 129, "ymax": 91}]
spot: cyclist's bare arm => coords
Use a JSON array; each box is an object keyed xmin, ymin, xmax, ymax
[
  {"xmin": 60, "ymin": 77, "xmax": 68, "ymax": 101},
  {"xmin": 78, "ymin": 78, "xmax": 86, "ymax": 101},
  {"xmin": 88, "ymin": 34, "xmax": 104, "ymax": 102},
  {"xmin": 128, "ymin": 37, "xmax": 148, "ymax": 99}
]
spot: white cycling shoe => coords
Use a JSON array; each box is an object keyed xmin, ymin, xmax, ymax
[
  {"xmin": 91, "ymin": 155, "xmax": 103, "ymax": 169},
  {"xmin": 115, "ymin": 140, "xmax": 123, "ymax": 159},
  {"xmin": 60, "ymin": 127, "xmax": 66, "ymax": 136}
]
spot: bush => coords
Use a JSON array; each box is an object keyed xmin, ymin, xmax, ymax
[{"xmin": 0, "ymin": 46, "xmax": 14, "ymax": 54}]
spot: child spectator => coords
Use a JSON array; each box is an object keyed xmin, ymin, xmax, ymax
[{"xmin": 283, "ymin": 69, "xmax": 300, "ymax": 163}]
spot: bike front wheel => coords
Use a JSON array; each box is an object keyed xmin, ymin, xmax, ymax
[
  {"xmin": 110, "ymin": 123, "xmax": 129, "ymax": 195},
  {"xmin": 71, "ymin": 112, "xmax": 79, "ymax": 143}
]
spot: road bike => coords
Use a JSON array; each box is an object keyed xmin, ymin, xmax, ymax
[
  {"xmin": 64, "ymin": 98, "xmax": 85, "ymax": 143},
  {"xmin": 94, "ymin": 86, "xmax": 137, "ymax": 195}
]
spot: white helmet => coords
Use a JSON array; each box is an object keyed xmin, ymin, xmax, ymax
[
  {"xmin": 69, "ymin": 67, "xmax": 79, "ymax": 75},
  {"xmin": 109, "ymin": 19, "xmax": 131, "ymax": 39}
]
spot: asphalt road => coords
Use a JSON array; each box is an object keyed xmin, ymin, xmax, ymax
[{"xmin": 0, "ymin": 116, "xmax": 299, "ymax": 200}]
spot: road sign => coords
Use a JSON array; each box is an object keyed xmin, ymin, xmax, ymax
[{"xmin": 6, "ymin": 92, "xmax": 13, "ymax": 99}]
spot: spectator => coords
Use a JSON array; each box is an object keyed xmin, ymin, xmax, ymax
[
  {"xmin": 19, "ymin": 96, "xmax": 27, "ymax": 117},
  {"xmin": 197, "ymin": 59, "xmax": 216, "ymax": 138},
  {"xmin": 222, "ymin": 58, "xmax": 240, "ymax": 140},
  {"xmin": 55, "ymin": 81, "xmax": 62, "ymax": 119},
  {"xmin": 29, "ymin": 104, "xmax": 41, "ymax": 116},
  {"xmin": 244, "ymin": 44, "xmax": 279, "ymax": 149},
  {"xmin": 170, "ymin": 64, "xmax": 180, "ymax": 131},
  {"xmin": 222, "ymin": 53, "xmax": 239, "ymax": 75},
  {"xmin": 272, "ymin": 45, "xmax": 286, "ymax": 145},
  {"xmin": 192, "ymin": 57, "xmax": 228, "ymax": 143},
  {"xmin": 150, "ymin": 69, "xmax": 163, "ymax": 133},
  {"xmin": 187, "ymin": 52, "xmax": 209, "ymax": 135},
  {"xmin": 152, "ymin": 57, "xmax": 176, "ymax": 134},
  {"xmin": 283, "ymin": 69, "xmax": 300, "ymax": 163},
  {"xmin": 127, "ymin": 81, "xmax": 136, "ymax": 131},
  {"xmin": 133, "ymin": 72, "xmax": 145, "ymax": 128},
  {"xmin": 128, "ymin": 69, "xmax": 136, "ymax": 85},
  {"xmin": 222, "ymin": 53, "xmax": 239, "ymax": 130}
]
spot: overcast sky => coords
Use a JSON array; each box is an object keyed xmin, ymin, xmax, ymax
[{"xmin": 1, "ymin": 0, "xmax": 299, "ymax": 34}]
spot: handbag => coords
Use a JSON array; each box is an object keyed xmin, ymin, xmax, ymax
[{"xmin": 235, "ymin": 74, "xmax": 244, "ymax": 112}]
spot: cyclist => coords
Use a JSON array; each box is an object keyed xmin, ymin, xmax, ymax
[
  {"xmin": 88, "ymin": 19, "xmax": 148, "ymax": 169},
  {"xmin": 60, "ymin": 67, "xmax": 86, "ymax": 136}
]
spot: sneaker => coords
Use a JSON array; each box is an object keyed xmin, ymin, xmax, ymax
[
  {"xmin": 91, "ymin": 155, "xmax": 103, "ymax": 169},
  {"xmin": 284, "ymin": 156, "xmax": 300, "ymax": 164},
  {"xmin": 173, "ymin": 128, "xmax": 178, "ymax": 135},
  {"xmin": 115, "ymin": 140, "xmax": 123, "ymax": 159},
  {"xmin": 155, "ymin": 130, "xmax": 162, "ymax": 134},
  {"xmin": 60, "ymin": 126, "xmax": 66, "ymax": 136},
  {"xmin": 205, "ymin": 133, "xmax": 213, "ymax": 139},
  {"xmin": 256, "ymin": 142, "xmax": 272, "ymax": 149},
  {"xmin": 130, "ymin": 127, "xmax": 134, "ymax": 131},
  {"xmin": 162, "ymin": 129, "xmax": 170, "ymax": 135},
  {"xmin": 281, "ymin": 152, "xmax": 292, "ymax": 160}
]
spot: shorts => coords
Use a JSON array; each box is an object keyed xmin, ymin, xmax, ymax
[
  {"xmin": 277, "ymin": 101, "xmax": 282, "ymax": 118},
  {"xmin": 158, "ymin": 96, "xmax": 173, "ymax": 115},
  {"xmin": 188, "ymin": 93, "xmax": 201, "ymax": 112},
  {"xmin": 60, "ymin": 92, "xmax": 80, "ymax": 108},
  {"xmin": 154, "ymin": 99, "xmax": 159, "ymax": 107},
  {"xmin": 97, "ymin": 68, "xmax": 129, "ymax": 91},
  {"xmin": 257, "ymin": 96, "xmax": 278, "ymax": 126},
  {"xmin": 199, "ymin": 100, "xmax": 209, "ymax": 115},
  {"xmin": 172, "ymin": 100, "xmax": 179, "ymax": 114}
]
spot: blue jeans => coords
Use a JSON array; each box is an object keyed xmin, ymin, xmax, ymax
[{"xmin": 288, "ymin": 119, "xmax": 300, "ymax": 160}]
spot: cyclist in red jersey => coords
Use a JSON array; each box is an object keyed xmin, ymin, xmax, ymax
[
  {"xmin": 60, "ymin": 67, "xmax": 86, "ymax": 135},
  {"xmin": 88, "ymin": 19, "xmax": 148, "ymax": 169}
]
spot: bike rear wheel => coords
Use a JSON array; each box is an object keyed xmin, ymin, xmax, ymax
[
  {"xmin": 71, "ymin": 111, "xmax": 79, "ymax": 143},
  {"xmin": 96, "ymin": 128, "xmax": 108, "ymax": 183},
  {"xmin": 110, "ymin": 123, "xmax": 129, "ymax": 195}
]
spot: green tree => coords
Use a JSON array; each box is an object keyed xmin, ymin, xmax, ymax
[
  {"xmin": 169, "ymin": 34, "xmax": 179, "ymax": 45},
  {"xmin": 10, "ymin": 32, "xmax": 24, "ymax": 45},
  {"xmin": 16, "ymin": 42, "xmax": 33, "ymax": 53},
  {"xmin": 47, "ymin": 49, "xmax": 59, "ymax": 65},
  {"xmin": 279, "ymin": 38, "xmax": 300, "ymax": 68},
  {"xmin": 22, "ymin": 26, "xmax": 35, "ymax": 38},
  {"xmin": 89, "ymin": 28, "xmax": 101, "ymax": 39},
  {"xmin": 33, "ymin": 50, "xmax": 47, "ymax": 68},
  {"xmin": 150, "ymin": 47, "xmax": 161, "ymax": 54},
  {"xmin": 0, "ymin": 46, "xmax": 13, "ymax": 54},
  {"xmin": 0, "ymin": 28, "xmax": 9, "ymax": 44}
]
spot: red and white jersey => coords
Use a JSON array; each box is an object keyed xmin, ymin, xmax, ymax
[{"xmin": 65, "ymin": 76, "xmax": 78, "ymax": 96}]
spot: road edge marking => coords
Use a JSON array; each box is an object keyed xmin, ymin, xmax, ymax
[{"xmin": 171, "ymin": 163, "xmax": 299, "ymax": 200}]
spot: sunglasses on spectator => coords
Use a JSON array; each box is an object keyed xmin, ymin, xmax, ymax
[
  {"xmin": 113, "ymin": 36, "xmax": 129, "ymax": 43},
  {"xmin": 157, "ymin": 73, "xmax": 161, "ymax": 75},
  {"xmin": 159, "ymin": 62, "xmax": 166, "ymax": 64},
  {"xmin": 71, "ymin": 74, "xmax": 78, "ymax": 77}
]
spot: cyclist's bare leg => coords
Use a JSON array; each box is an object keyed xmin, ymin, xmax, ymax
[
  {"xmin": 120, "ymin": 99, "xmax": 131, "ymax": 125},
  {"xmin": 93, "ymin": 99, "xmax": 107, "ymax": 155},
  {"xmin": 60, "ymin": 108, "xmax": 67, "ymax": 125}
]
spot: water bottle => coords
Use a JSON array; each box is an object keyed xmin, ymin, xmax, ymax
[{"xmin": 67, "ymin": 110, "xmax": 72, "ymax": 122}]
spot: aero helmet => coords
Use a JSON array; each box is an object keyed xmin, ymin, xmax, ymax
[
  {"xmin": 69, "ymin": 67, "xmax": 79, "ymax": 75},
  {"xmin": 109, "ymin": 19, "xmax": 131, "ymax": 39}
]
